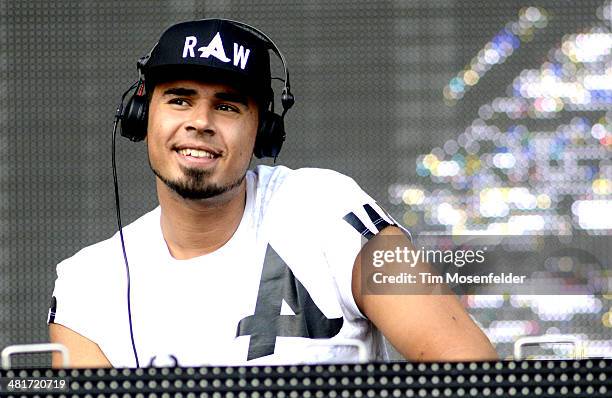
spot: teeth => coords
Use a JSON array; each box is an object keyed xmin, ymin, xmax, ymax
[{"xmin": 178, "ymin": 148, "xmax": 216, "ymax": 158}]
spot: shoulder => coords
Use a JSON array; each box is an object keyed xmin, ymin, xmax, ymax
[
  {"xmin": 56, "ymin": 235, "xmax": 119, "ymax": 278},
  {"xmin": 56, "ymin": 207, "xmax": 160, "ymax": 278},
  {"xmin": 250, "ymin": 165, "xmax": 377, "ymax": 235},
  {"xmin": 251, "ymin": 165, "xmax": 363, "ymax": 200},
  {"xmin": 252, "ymin": 164, "xmax": 356, "ymax": 183}
]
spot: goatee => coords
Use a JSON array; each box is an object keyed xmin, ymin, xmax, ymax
[{"xmin": 150, "ymin": 163, "xmax": 245, "ymax": 200}]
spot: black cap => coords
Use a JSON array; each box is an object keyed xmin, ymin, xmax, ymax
[{"xmin": 141, "ymin": 19, "xmax": 272, "ymax": 101}]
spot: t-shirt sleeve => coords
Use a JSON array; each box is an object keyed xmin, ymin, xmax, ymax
[
  {"xmin": 282, "ymin": 168, "xmax": 406, "ymax": 321},
  {"xmin": 48, "ymin": 252, "xmax": 104, "ymax": 345}
]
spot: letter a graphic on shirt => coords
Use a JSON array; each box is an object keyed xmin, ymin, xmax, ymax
[
  {"xmin": 236, "ymin": 244, "xmax": 343, "ymax": 360},
  {"xmin": 197, "ymin": 32, "xmax": 230, "ymax": 62}
]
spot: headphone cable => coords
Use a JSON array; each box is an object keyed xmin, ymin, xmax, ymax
[{"xmin": 112, "ymin": 82, "xmax": 141, "ymax": 368}]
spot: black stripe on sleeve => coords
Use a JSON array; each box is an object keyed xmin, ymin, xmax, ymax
[
  {"xmin": 363, "ymin": 203, "xmax": 393, "ymax": 232},
  {"xmin": 48, "ymin": 296, "xmax": 57, "ymax": 324},
  {"xmin": 342, "ymin": 212, "xmax": 375, "ymax": 240}
]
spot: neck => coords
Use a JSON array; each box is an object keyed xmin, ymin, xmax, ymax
[{"xmin": 157, "ymin": 177, "xmax": 248, "ymax": 260}]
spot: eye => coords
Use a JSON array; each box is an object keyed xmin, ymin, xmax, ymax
[
  {"xmin": 216, "ymin": 103, "xmax": 240, "ymax": 113},
  {"xmin": 168, "ymin": 98, "xmax": 190, "ymax": 106}
]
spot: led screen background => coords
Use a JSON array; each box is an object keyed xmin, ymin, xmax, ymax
[{"xmin": 0, "ymin": 0, "xmax": 609, "ymax": 366}]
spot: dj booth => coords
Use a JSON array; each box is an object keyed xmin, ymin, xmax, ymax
[{"xmin": 0, "ymin": 359, "xmax": 609, "ymax": 397}]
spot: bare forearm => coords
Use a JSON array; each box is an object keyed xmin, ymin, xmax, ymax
[{"xmin": 49, "ymin": 323, "xmax": 112, "ymax": 368}]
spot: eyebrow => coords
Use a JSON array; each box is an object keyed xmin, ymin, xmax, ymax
[
  {"xmin": 161, "ymin": 87, "xmax": 249, "ymax": 107},
  {"xmin": 162, "ymin": 87, "xmax": 198, "ymax": 97}
]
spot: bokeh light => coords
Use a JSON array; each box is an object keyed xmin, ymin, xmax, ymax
[
  {"xmin": 443, "ymin": 7, "xmax": 549, "ymax": 105},
  {"xmin": 392, "ymin": 0, "xmax": 612, "ymax": 359}
]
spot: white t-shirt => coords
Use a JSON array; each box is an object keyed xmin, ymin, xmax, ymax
[{"xmin": 49, "ymin": 165, "xmax": 399, "ymax": 367}]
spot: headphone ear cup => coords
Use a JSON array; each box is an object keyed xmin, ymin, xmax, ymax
[
  {"xmin": 121, "ymin": 91, "xmax": 148, "ymax": 142},
  {"xmin": 254, "ymin": 111, "xmax": 286, "ymax": 159}
]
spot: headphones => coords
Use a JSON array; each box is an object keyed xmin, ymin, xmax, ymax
[{"xmin": 119, "ymin": 19, "xmax": 295, "ymax": 159}]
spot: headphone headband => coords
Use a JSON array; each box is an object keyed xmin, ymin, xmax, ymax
[{"xmin": 220, "ymin": 19, "xmax": 292, "ymax": 103}]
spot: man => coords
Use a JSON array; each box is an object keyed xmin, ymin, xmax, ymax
[{"xmin": 48, "ymin": 19, "xmax": 497, "ymax": 368}]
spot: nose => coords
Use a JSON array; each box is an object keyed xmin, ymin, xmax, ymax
[{"xmin": 184, "ymin": 106, "xmax": 215, "ymax": 135}]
